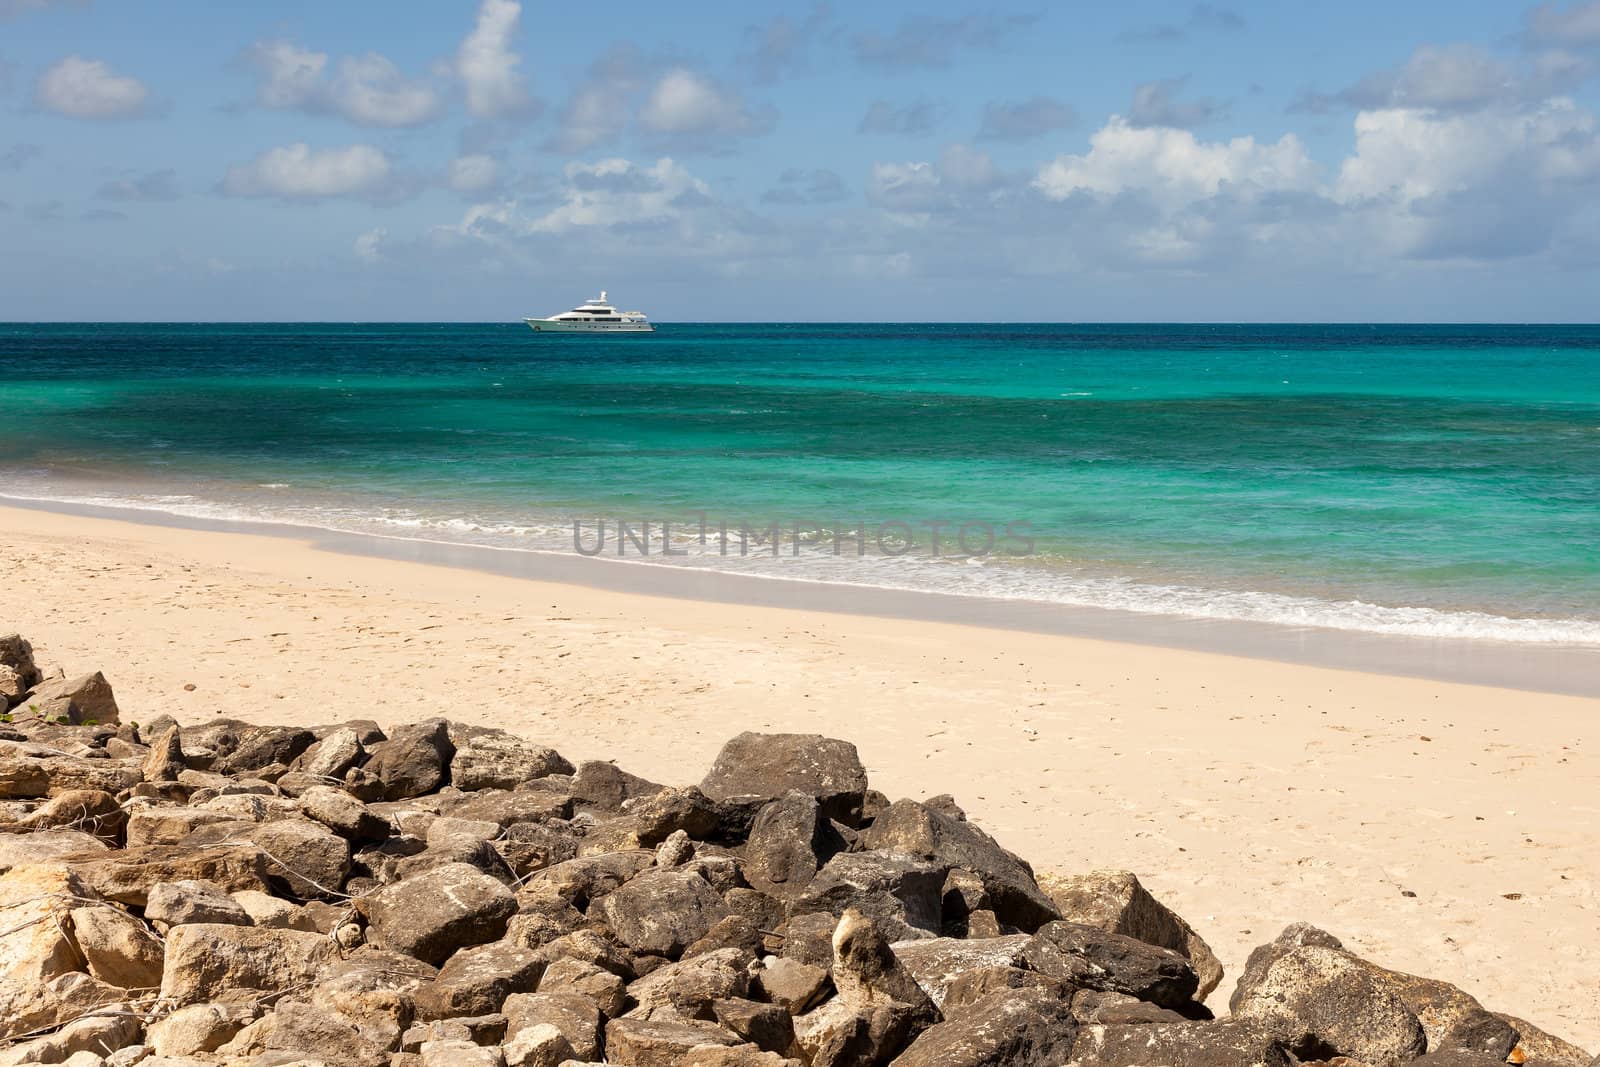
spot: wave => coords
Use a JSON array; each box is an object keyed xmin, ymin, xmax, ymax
[{"xmin": 4, "ymin": 478, "xmax": 1598, "ymax": 647}]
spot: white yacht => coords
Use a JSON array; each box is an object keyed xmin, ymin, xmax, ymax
[{"xmin": 524, "ymin": 291, "xmax": 654, "ymax": 333}]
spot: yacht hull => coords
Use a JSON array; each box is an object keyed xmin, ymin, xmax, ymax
[{"xmin": 524, "ymin": 318, "xmax": 654, "ymax": 333}]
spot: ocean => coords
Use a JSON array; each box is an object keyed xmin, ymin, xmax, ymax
[{"xmin": 2, "ymin": 322, "xmax": 1597, "ymax": 645}]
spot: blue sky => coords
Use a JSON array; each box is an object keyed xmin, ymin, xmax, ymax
[{"xmin": 3, "ymin": 0, "xmax": 1600, "ymax": 321}]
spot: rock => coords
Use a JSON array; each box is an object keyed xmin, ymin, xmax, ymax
[
  {"xmin": 146, "ymin": 878, "xmax": 255, "ymax": 928},
  {"xmin": 536, "ymin": 955, "xmax": 628, "ymax": 1018},
  {"xmin": 862, "ymin": 799, "xmax": 1057, "ymax": 932},
  {"xmin": 713, "ymin": 998, "xmax": 796, "ymax": 1056},
  {"xmin": 414, "ymin": 941, "xmax": 547, "ymax": 1019},
  {"xmin": 792, "ymin": 909, "xmax": 939, "ymax": 1067},
  {"xmin": 211, "ymin": 725, "xmax": 316, "ymax": 776},
  {"xmin": 361, "ymin": 862, "xmax": 517, "ymax": 965},
  {"xmin": 419, "ymin": 1038, "xmax": 506, "ymax": 1066},
  {"xmin": 124, "ymin": 807, "xmax": 237, "ymax": 847},
  {"xmin": 699, "ymin": 732, "xmax": 868, "ymax": 824},
  {"xmin": 0, "ymin": 635, "xmax": 42, "ymax": 696},
  {"xmin": 0, "ymin": 664, "xmax": 23, "ymax": 709},
  {"xmin": 249, "ymin": 815, "xmax": 353, "ymax": 897},
  {"xmin": 1043, "ymin": 869, "xmax": 1224, "ymax": 1001},
  {"xmin": 626, "ymin": 786, "xmax": 720, "ymax": 846},
  {"xmin": 1229, "ymin": 927, "xmax": 1426, "ymax": 1067},
  {"xmin": 502, "ymin": 1022, "xmax": 575, "ymax": 1067},
  {"xmin": 26, "ymin": 671, "xmax": 121, "ymax": 725},
  {"xmin": 68, "ymin": 842, "xmax": 272, "ymax": 905},
  {"xmin": 17, "ymin": 788, "xmax": 125, "ymax": 842},
  {"xmin": 450, "ymin": 730, "xmax": 573, "ymax": 791},
  {"xmin": 147, "ymin": 1002, "xmax": 259, "ymax": 1057},
  {"xmin": 604, "ymin": 1017, "xmax": 741, "ymax": 1066},
  {"xmin": 143, "ymin": 725, "xmax": 186, "ymax": 782},
  {"xmin": 0, "ymin": 1008, "xmax": 141, "ymax": 1067},
  {"xmin": 311, "ymin": 950, "xmax": 437, "ymax": 1047},
  {"xmin": 69, "ymin": 904, "xmax": 164, "ymax": 987},
  {"xmin": 596, "ymin": 868, "xmax": 730, "ymax": 958},
  {"xmin": 681, "ymin": 1049, "xmax": 801, "ymax": 1067},
  {"xmin": 299, "ymin": 785, "xmax": 389, "ymax": 843},
  {"xmin": 0, "ymin": 827, "xmax": 108, "ymax": 872},
  {"xmin": 570, "ymin": 760, "xmax": 663, "ymax": 811},
  {"xmin": 0, "ymin": 752, "xmax": 49, "ymax": 798},
  {"xmin": 504, "ymin": 991, "xmax": 603, "ymax": 1060},
  {"xmin": 1495, "ymin": 1013, "xmax": 1596, "ymax": 1066},
  {"xmin": 364, "ymin": 719, "xmax": 456, "ymax": 800},
  {"xmin": 1022, "ymin": 922, "xmax": 1199, "ymax": 1009},
  {"xmin": 889, "ymin": 934, "xmax": 1032, "ymax": 1009},
  {"xmin": 792, "ymin": 849, "xmax": 947, "ymax": 941},
  {"xmin": 752, "ymin": 956, "xmax": 831, "ymax": 1014},
  {"xmin": 743, "ymin": 792, "xmax": 840, "ymax": 899},
  {"xmin": 655, "ymin": 828, "xmax": 696, "ymax": 868},
  {"xmin": 531, "ymin": 850, "xmax": 655, "ymax": 907},
  {"xmin": 0, "ymin": 864, "xmax": 91, "ymax": 1039},
  {"xmin": 1070, "ymin": 989, "xmax": 1188, "ymax": 1025},
  {"xmin": 891, "ymin": 985, "xmax": 1078, "ymax": 1067},
  {"xmin": 159, "ymin": 923, "xmax": 338, "ymax": 1005},
  {"xmin": 1066, "ymin": 1019, "xmax": 1296, "ymax": 1065},
  {"xmin": 215, "ymin": 1000, "xmax": 390, "ymax": 1067},
  {"xmin": 943, "ymin": 966, "xmax": 1066, "ymax": 1011},
  {"xmin": 444, "ymin": 788, "xmax": 571, "ymax": 828},
  {"xmin": 292, "ymin": 727, "xmax": 365, "ymax": 781},
  {"xmin": 626, "ymin": 947, "xmax": 752, "ymax": 1020},
  {"xmin": 232, "ymin": 889, "xmax": 317, "ymax": 930}
]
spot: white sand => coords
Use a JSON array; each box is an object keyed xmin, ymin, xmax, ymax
[{"xmin": 3, "ymin": 503, "xmax": 1596, "ymax": 1048}]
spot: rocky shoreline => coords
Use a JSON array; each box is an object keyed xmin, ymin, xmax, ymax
[{"xmin": 0, "ymin": 634, "xmax": 1593, "ymax": 1067}]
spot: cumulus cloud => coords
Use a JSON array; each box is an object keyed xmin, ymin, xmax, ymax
[
  {"xmin": 858, "ymin": 99, "xmax": 944, "ymax": 136},
  {"xmin": 546, "ymin": 45, "xmax": 647, "ymax": 153},
  {"xmin": 762, "ymin": 167, "xmax": 848, "ymax": 205},
  {"xmin": 97, "ymin": 168, "xmax": 180, "ymax": 202},
  {"xmin": 1127, "ymin": 77, "xmax": 1228, "ymax": 128},
  {"xmin": 976, "ymin": 97, "xmax": 1077, "ymax": 141},
  {"xmin": 867, "ymin": 144, "xmax": 1007, "ymax": 222},
  {"xmin": 1341, "ymin": 44, "xmax": 1515, "ymax": 112},
  {"xmin": 448, "ymin": 153, "xmax": 500, "ymax": 194},
  {"xmin": 638, "ymin": 68, "xmax": 775, "ymax": 149},
  {"xmin": 220, "ymin": 143, "xmax": 393, "ymax": 201},
  {"xmin": 740, "ymin": 4, "xmax": 834, "ymax": 83},
  {"xmin": 1119, "ymin": 4, "xmax": 1245, "ymax": 44},
  {"xmin": 854, "ymin": 12, "xmax": 1039, "ymax": 70},
  {"xmin": 35, "ymin": 55, "xmax": 150, "ymax": 119},
  {"xmin": 246, "ymin": 41, "xmax": 441, "ymax": 127},
  {"xmin": 457, "ymin": 0, "xmax": 535, "ymax": 119}
]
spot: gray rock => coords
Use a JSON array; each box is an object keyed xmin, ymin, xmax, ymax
[
  {"xmin": 625, "ymin": 947, "xmax": 752, "ymax": 1020},
  {"xmin": 299, "ymin": 785, "xmax": 389, "ymax": 842},
  {"xmin": 889, "ymin": 934, "xmax": 1032, "ymax": 1009},
  {"xmin": 147, "ymin": 1002, "xmax": 259, "ymax": 1057},
  {"xmin": 143, "ymin": 725, "xmax": 186, "ymax": 783},
  {"xmin": 628, "ymin": 785, "xmax": 720, "ymax": 845},
  {"xmin": 503, "ymin": 990, "xmax": 602, "ymax": 1060},
  {"xmin": 211, "ymin": 726, "xmax": 315, "ymax": 775},
  {"xmin": 450, "ymin": 730, "xmax": 573, "ymax": 791},
  {"xmin": 74, "ymin": 844, "xmax": 272, "ymax": 906},
  {"xmin": 712, "ymin": 997, "xmax": 796, "ymax": 1056},
  {"xmin": 891, "ymin": 985, "xmax": 1078, "ymax": 1067},
  {"xmin": 25, "ymin": 671, "xmax": 121, "ymax": 725},
  {"xmin": 250, "ymin": 815, "xmax": 353, "ymax": 897},
  {"xmin": 159, "ymin": 924, "xmax": 338, "ymax": 1005},
  {"xmin": 364, "ymin": 718, "xmax": 456, "ymax": 800},
  {"xmin": 570, "ymin": 760, "xmax": 664, "ymax": 811},
  {"xmin": 145, "ymin": 878, "xmax": 255, "ymax": 928},
  {"xmin": 699, "ymin": 732, "xmax": 868, "ymax": 824},
  {"xmin": 1022, "ymin": 921, "xmax": 1199, "ymax": 1009},
  {"xmin": 413, "ymin": 941, "xmax": 547, "ymax": 1019},
  {"xmin": 603, "ymin": 1017, "xmax": 741, "ymax": 1066},
  {"xmin": 361, "ymin": 861, "xmax": 517, "ymax": 965},
  {"xmin": 0, "ymin": 635, "xmax": 42, "ymax": 696},
  {"xmin": 743, "ymin": 791, "xmax": 838, "ymax": 899},
  {"xmin": 792, "ymin": 849, "xmax": 947, "ymax": 941},
  {"xmin": 291, "ymin": 727, "xmax": 365, "ymax": 781},
  {"xmin": 1066, "ymin": 1019, "xmax": 1295, "ymax": 1066},
  {"xmin": 596, "ymin": 868, "xmax": 730, "ymax": 958}
]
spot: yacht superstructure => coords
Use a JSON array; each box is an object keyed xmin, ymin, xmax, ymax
[{"xmin": 524, "ymin": 292, "xmax": 653, "ymax": 332}]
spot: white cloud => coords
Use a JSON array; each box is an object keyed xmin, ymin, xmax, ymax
[
  {"xmin": 529, "ymin": 157, "xmax": 710, "ymax": 233},
  {"xmin": 448, "ymin": 153, "xmax": 500, "ymax": 194},
  {"xmin": 36, "ymin": 55, "xmax": 149, "ymax": 119},
  {"xmin": 548, "ymin": 46, "xmax": 645, "ymax": 154},
  {"xmin": 248, "ymin": 41, "xmax": 326, "ymax": 110},
  {"xmin": 639, "ymin": 68, "xmax": 775, "ymax": 146},
  {"xmin": 247, "ymin": 42, "xmax": 439, "ymax": 127},
  {"xmin": 1034, "ymin": 118, "xmax": 1317, "ymax": 209},
  {"xmin": 457, "ymin": 0, "xmax": 533, "ymax": 118},
  {"xmin": 221, "ymin": 143, "xmax": 392, "ymax": 201},
  {"xmin": 1343, "ymin": 44, "xmax": 1515, "ymax": 112},
  {"xmin": 354, "ymin": 227, "xmax": 389, "ymax": 263}
]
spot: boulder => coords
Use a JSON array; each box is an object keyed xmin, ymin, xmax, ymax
[
  {"xmin": 291, "ymin": 727, "xmax": 365, "ymax": 781},
  {"xmin": 699, "ymin": 732, "xmax": 868, "ymax": 824},
  {"xmin": 0, "ymin": 635, "xmax": 42, "ymax": 695},
  {"xmin": 629, "ymin": 786, "xmax": 720, "ymax": 845},
  {"xmin": 891, "ymin": 985, "xmax": 1078, "ymax": 1067},
  {"xmin": 504, "ymin": 991, "xmax": 603, "ymax": 1060},
  {"xmin": 889, "ymin": 934, "xmax": 1032, "ymax": 1009},
  {"xmin": 299, "ymin": 785, "xmax": 389, "ymax": 842},
  {"xmin": 18, "ymin": 788, "xmax": 126, "ymax": 842},
  {"xmin": 0, "ymin": 1007, "xmax": 142, "ymax": 1067},
  {"xmin": 0, "ymin": 752, "xmax": 51, "ymax": 797},
  {"xmin": 1043, "ymin": 869, "xmax": 1224, "ymax": 1001},
  {"xmin": 712, "ymin": 997, "xmax": 796, "ymax": 1056},
  {"xmin": 1066, "ymin": 1019, "xmax": 1296, "ymax": 1066},
  {"xmin": 124, "ymin": 807, "xmax": 237, "ymax": 847},
  {"xmin": 364, "ymin": 718, "xmax": 455, "ymax": 800},
  {"xmin": 680, "ymin": 1049, "xmax": 801, "ymax": 1067},
  {"xmin": 862, "ymin": 799, "xmax": 1057, "ymax": 932},
  {"xmin": 596, "ymin": 868, "xmax": 731, "ymax": 958},
  {"xmin": 68, "ymin": 904, "xmax": 164, "ymax": 987},
  {"xmin": 1022, "ymin": 921, "xmax": 1199, "ymax": 1009},
  {"xmin": 743, "ymin": 791, "xmax": 840, "ymax": 898},
  {"xmin": 0, "ymin": 864, "xmax": 91, "ymax": 1039},
  {"xmin": 531, "ymin": 850, "xmax": 655, "ymax": 907},
  {"xmin": 211, "ymin": 725, "xmax": 315, "ymax": 776},
  {"xmin": 570, "ymin": 760, "xmax": 664, "ymax": 811},
  {"xmin": 0, "ymin": 827, "xmax": 108, "ymax": 872},
  {"xmin": 159, "ymin": 923, "xmax": 338, "ymax": 1005},
  {"xmin": 146, "ymin": 878, "xmax": 255, "ymax": 928},
  {"xmin": 943, "ymin": 966, "xmax": 1066, "ymax": 1011},
  {"xmin": 361, "ymin": 862, "xmax": 517, "ymax": 966},
  {"xmin": 450, "ymin": 730, "xmax": 573, "ymax": 791},
  {"xmin": 1496, "ymin": 1013, "xmax": 1596, "ymax": 1066},
  {"xmin": 142, "ymin": 725, "xmax": 186, "ymax": 783},
  {"xmin": 626, "ymin": 947, "xmax": 752, "ymax": 1020},
  {"xmin": 792, "ymin": 849, "xmax": 947, "ymax": 942},
  {"xmin": 751, "ymin": 955, "xmax": 831, "ymax": 1014},
  {"xmin": 25, "ymin": 671, "xmax": 121, "ymax": 725},
  {"xmin": 502, "ymin": 1022, "xmax": 576, "ymax": 1067},
  {"xmin": 604, "ymin": 1017, "xmax": 742, "ymax": 1066},
  {"xmin": 535, "ymin": 955, "xmax": 629, "ymax": 1018},
  {"xmin": 232, "ymin": 889, "xmax": 317, "ymax": 930},
  {"xmin": 792, "ymin": 909, "xmax": 939, "ymax": 1067},
  {"xmin": 214, "ymin": 1000, "xmax": 390, "ymax": 1067},
  {"xmin": 67, "ymin": 842, "xmax": 272, "ymax": 905},
  {"xmin": 413, "ymin": 941, "xmax": 547, "ymax": 1019},
  {"xmin": 249, "ymin": 815, "xmax": 353, "ymax": 897},
  {"xmin": 147, "ymin": 1002, "xmax": 259, "ymax": 1057}
]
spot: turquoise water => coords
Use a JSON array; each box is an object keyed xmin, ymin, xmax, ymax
[{"xmin": 2, "ymin": 322, "xmax": 1598, "ymax": 643}]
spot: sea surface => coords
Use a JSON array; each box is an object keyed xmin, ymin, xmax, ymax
[{"xmin": 2, "ymin": 322, "xmax": 1598, "ymax": 645}]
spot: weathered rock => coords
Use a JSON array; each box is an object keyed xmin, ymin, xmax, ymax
[
  {"xmin": 891, "ymin": 985, "xmax": 1078, "ymax": 1067},
  {"xmin": 504, "ymin": 990, "xmax": 603, "ymax": 1060},
  {"xmin": 712, "ymin": 997, "xmax": 796, "ymax": 1056},
  {"xmin": 0, "ymin": 1006, "xmax": 142, "ymax": 1067},
  {"xmin": 604, "ymin": 1016, "xmax": 742, "ymax": 1066},
  {"xmin": 216, "ymin": 1000, "xmax": 390, "ymax": 1067},
  {"xmin": 1066, "ymin": 1019, "xmax": 1296, "ymax": 1066},
  {"xmin": 147, "ymin": 1002, "xmax": 260, "ymax": 1057},
  {"xmin": 68, "ymin": 842, "xmax": 272, "ymax": 905},
  {"xmin": 124, "ymin": 806, "xmax": 237, "ymax": 847},
  {"xmin": 414, "ymin": 940, "xmax": 547, "ymax": 1019},
  {"xmin": 502, "ymin": 1022, "xmax": 575, "ymax": 1067},
  {"xmin": 751, "ymin": 955, "xmax": 831, "ymax": 1014},
  {"xmin": 311, "ymin": 949, "xmax": 437, "ymax": 1048},
  {"xmin": 364, "ymin": 719, "xmax": 456, "ymax": 800},
  {"xmin": 792, "ymin": 849, "xmax": 946, "ymax": 942},
  {"xmin": 743, "ymin": 791, "xmax": 841, "ymax": 899},
  {"xmin": 889, "ymin": 934, "xmax": 1032, "ymax": 1009},
  {"xmin": 143, "ymin": 725, "xmax": 186, "ymax": 782},
  {"xmin": 1229, "ymin": 927, "xmax": 1426, "ymax": 1067},
  {"xmin": 0, "ymin": 827, "xmax": 108, "ymax": 871},
  {"xmin": 0, "ymin": 864, "xmax": 93, "ymax": 1039},
  {"xmin": 1070, "ymin": 988, "xmax": 1189, "ymax": 1025},
  {"xmin": 1043, "ymin": 869, "xmax": 1224, "ymax": 1002},
  {"xmin": 291, "ymin": 727, "xmax": 365, "ymax": 781},
  {"xmin": 245, "ymin": 815, "xmax": 353, "ymax": 897},
  {"xmin": 146, "ymin": 878, "xmax": 255, "ymax": 928},
  {"xmin": 792, "ymin": 909, "xmax": 939, "ymax": 1067},
  {"xmin": 159, "ymin": 923, "xmax": 338, "ymax": 1005},
  {"xmin": 211, "ymin": 725, "xmax": 316, "ymax": 776},
  {"xmin": 862, "ymin": 799, "xmax": 1057, "ymax": 932},
  {"xmin": 361, "ymin": 862, "xmax": 517, "ymax": 965},
  {"xmin": 1023, "ymin": 921, "xmax": 1199, "ymax": 1009},
  {"xmin": 450, "ymin": 730, "xmax": 573, "ymax": 792},
  {"xmin": 69, "ymin": 904, "xmax": 164, "ymax": 987},
  {"xmin": 1495, "ymin": 1013, "xmax": 1596, "ymax": 1066},
  {"xmin": 625, "ymin": 785, "xmax": 720, "ymax": 846},
  {"xmin": 536, "ymin": 954, "xmax": 629, "ymax": 1018},
  {"xmin": 570, "ymin": 760, "xmax": 664, "ymax": 811},
  {"xmin": 0, "ymin": 751, "xmax": 50, "ymax": 798},
  {"xmin": 0, "ymin": 635, "xmax": 42, "ymax": 696},
  {"xmin": 299, "ymin": 785, "xmax": 389, "ymax": 842},
  {"xmin": 943, "ymin": 966, "xmax": 1066, "ymax": 1011},
  {"xmin": 233, "ymin": 888, "xmax": 317, "ymax": 930},
  {"xmin": 443, "ymin": 788, "xmax": 571, "ymax": 828},
  {"xmin": 26, "ymin": 671, "xmax": 121, "ymax": 725},
  {"xmin": 699, "ymin": 732, "xmax": 868, "ymax": 824},
  {"xmin": 18, "ymin": 787, "xmax": 125, "ymax": 842},
  {"xmin": 680, "ymin": 1048, "xmax": 802, "ymax": 1066},
  {"xmin": 626, "ymin": 947, "xmax": 752, "ymax": 1020},
  {"xmin": 596, "ymin": 868, "xmax": 730, "ymax": 958}
]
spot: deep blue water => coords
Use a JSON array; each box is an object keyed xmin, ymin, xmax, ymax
[{"xmin": 2, "ymin": 322, "xmax": 1597, "ymax": 643}]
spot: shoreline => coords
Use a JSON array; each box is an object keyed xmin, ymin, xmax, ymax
[
  {"xmin": 4, "ymin": 494, "xmax": 1598, "ymax": 699},
  {"xmin": 2, "ymin": 500, "xmax": 1597, "ymax": 1045}
]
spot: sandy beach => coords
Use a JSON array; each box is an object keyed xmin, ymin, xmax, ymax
[{"xmin": 2, "ymin": 501, "xmax": 1596, "ymax": 1048}]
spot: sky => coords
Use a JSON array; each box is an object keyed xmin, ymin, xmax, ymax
[{"xmin": 3, "ymin": 0, "xmax": 1600, "ymax": 321}]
